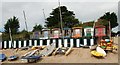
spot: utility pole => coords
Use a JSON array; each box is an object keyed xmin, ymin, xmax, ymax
[
  {"xmin": 42, "ymin": 9, "xmax": 47, "ymax": 28},
  {"xmin": 58, "ymin": 0, "xmax": 64, "ymax": 44},
  {"xmin": 23, "ymin": 10, "xmax": 28, "ymax": 32}
]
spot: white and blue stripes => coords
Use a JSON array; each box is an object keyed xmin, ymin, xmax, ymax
[{"xmin": 2, "ymin": 38, "xmax": 96, "ymax": 49}]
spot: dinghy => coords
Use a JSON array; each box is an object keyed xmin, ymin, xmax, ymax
[
  {"xmin": 21, "ymin": 55, "xmax": 42, "ymax": 63},
  {"xmin": 40, "ymin": 43, "xmax": 55, "ymax": 56},
  {"xmin": 0, "ymin": 53, "xmax": 6, "ymax": 62},
  {"xmin": 21, "ymin": 49, "xmax": 41, "ymax": 63},
  {"xmin": 96, "ymin": 46, "xmax": 106, "ymax": 57},
  {"xmin": 91, "ymin": 46, "xmax": 106, "ymax": 57},
  {"xmin": 8, "ymin": 55, "xmax": 18, "ymax": 61},
  {"xmin": 52, "ymin": 47, "xmax": 72, "ymax": 56}
]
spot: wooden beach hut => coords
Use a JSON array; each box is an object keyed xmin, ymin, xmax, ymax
[
  {"xmin": 84, "ymin": 27, "xmax": 94, "ymax": 37},
  {"xmin": 32, "ymin": 31, "xmax": 41, "ymax": 39},
  {"xmin": 51, "ymin": 28, "xmax": 60, "ymax": 38},
  {"xmin": 72, "ymin": 27, "xmax": 82, "ymax": 38},
  {"xmin": 95, "ymin": 25, "xmax": 106, "ymax": 37},
  {"xmin": 41, "ymin": 29, "xmax": 51, "ymax": 39},
  {"xmin": 63, "ymin": 28, "xmax": 71, "ymax": 38}
]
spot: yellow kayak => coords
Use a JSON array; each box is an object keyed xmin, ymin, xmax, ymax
[{"xmin": 91, "ymin": 51, "xmax": 105, "ymax": 57}]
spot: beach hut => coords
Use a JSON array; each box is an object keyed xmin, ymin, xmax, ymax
[
  {"xmin": 84, "ymin": 27, "xmax": 94, "ymax": 37},
  {"xmin": 95, "ymin": 25, "xmax": 106, "ymax": 37},
  {"xmin": 51, "ymin": 28, "xmax": 60, "ymax": 38},
  {"xmin": 33, "ymin": 31, "xmax": 41, "ymax": 39},
  {"xmin": 72, "ymin": 27, "xmax": 82, "ymax": 38},
  {"xmin": 63, "ymin": 28, "xmax": 71, "ymax": 38},
  {"xmin": 41, "ymin": 29, "xmax": 51, "ymax": 39}
]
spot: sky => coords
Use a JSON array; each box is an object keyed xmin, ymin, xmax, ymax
[{"xmin": 0, "ymin": 0, "xmax": 120, "ymax": 32}]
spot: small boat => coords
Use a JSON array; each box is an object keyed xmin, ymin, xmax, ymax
[
  {"xmin": 21, "ymin": 55, "xmax": 42, "ymax": 63},
  {"xmin": 40, "ymin": 43, "xmax": 55, "ymax": 56},
  {"xmin": 52, "ymin": 47, "xmax": 72, "ymax": 56},
  {"xmin": 91, "ymin": 46, "xmax": 106, "ymax": 57},
  {"xmin": 0, "ymin": 53, "xmax": 6, "ymax": 62},
  {"xmin": 21, "ymin": 49, "xmax": 41, "ymax": 63},
  {"xmin": 96, "ymin": 46, "xmax": 106, "ymax": 56},
  {"xmin": 8, "ymin": 55, "xmax": 18, "ymax": 61},
  {"xmin": 20, "ymin": 46, "xmax": 30, "ymax": 50},
  {"xmin": 91, "ymin": 50, "xmax": 105, "ymax": 57}
]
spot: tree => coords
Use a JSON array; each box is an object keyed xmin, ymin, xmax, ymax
[
  {"xmin": 100, "ymin": 12, "xmax": 118, "ymax": 29},
  {"xmin": 32, "ymin": 24, "xmax": 42, "ymax": 32},
  {"xmin": 45, "ymin": 6, "xmax": 79, "ymax": 29},
  {"xmin": 4, "ymin": 16, "xmax": 20, "ymax": 34}
]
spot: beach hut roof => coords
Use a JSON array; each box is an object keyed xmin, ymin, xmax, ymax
[
  {"xmin": 42, "ymin": 28, "xmax": 50, "ymax": 31},
  {"xmin": 72, "ymin": 27, "xmax": 82, "ymax": 29},
  {"xmin": 63, "ymin": 28, "xmax": 71, "ymax": 30},
  {"xmin": 84, "ymin": 26, "xmax": 93, "ymax": 28},
  {"xmin": 52, "ymin": 28, "xmax": 60, "ymax": 30},
  {"xmin": 95, "ymin": 25, "xmax": 105, "ymax": 28}
]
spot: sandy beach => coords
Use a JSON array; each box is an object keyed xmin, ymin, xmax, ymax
[{"xmin": 1, "ymin": 47, "xmax": 118, "ymax": 63}]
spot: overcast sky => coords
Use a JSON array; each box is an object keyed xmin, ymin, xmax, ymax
[{"xmin": 0, "ymin": 0, "xmax": 120, "ymax": 32}]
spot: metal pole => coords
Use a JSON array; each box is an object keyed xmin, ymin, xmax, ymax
[
  {"xmin": 58, "ymin": 0, "xmax": 64, "ymax": 45},
  {"xmin": 23, "ymin": 10, "xmax": 28, "ymax": 32},
  {"xmin": 42, "ymin": 9, "xmax": 46, "ymax": 23},
  {"xmin": 92, "ymin": 21, "xmax": 96, "ymax": 39},
  {"xmin": 109, "ymin": 21, "xmax": 111, "ymax": 39}
]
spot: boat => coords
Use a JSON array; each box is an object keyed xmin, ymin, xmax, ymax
[
  {"xmin": 21, "ymin": 55, "xmax": 42, "ymax": 63},
  {"xmin": 40, "ymin": 43, "xmax": 55, "ymax": 56},
  {"xmin": 91, "ymin": 46, "xmax": 106, "ymax": 57},
  {"xmin": 21, "ymin": 49, "xmax": 41, "ymax": 63},
  {"xmin": 8, "ymin": 55, "xmax": 18, "ymax": 61},
  {"xmin": 52, "ymin": 47, "xmax": 72, "ymax": 56},
  {"xmin": 0, "ymin": 53, "xmax": 6, "ymax": 62},
  {"xmin": 96, "ymin": 46, "xmax": 106, "ymax": 56},
  {"xmin": 91, "ymin": 50, "xmax": 105, "ymax": 57}
]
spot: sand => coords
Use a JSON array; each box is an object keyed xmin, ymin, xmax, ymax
[{"xmin": 1, "ymin": 48, "xmax": 118, "ymax": 63}]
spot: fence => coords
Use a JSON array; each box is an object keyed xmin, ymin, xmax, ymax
[{"xmin": 2, "ymin": 38, "xmax": 97, "ymax": 49}]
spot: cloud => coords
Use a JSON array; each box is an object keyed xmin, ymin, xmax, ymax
[{"xmin": 1, "ymin": 1, "xmax": 118, "ymax": 32}]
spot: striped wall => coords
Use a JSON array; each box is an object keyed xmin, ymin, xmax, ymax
[{"xmin": 2, "ymin": 38, "xmax": 97, "ymax": 49}]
